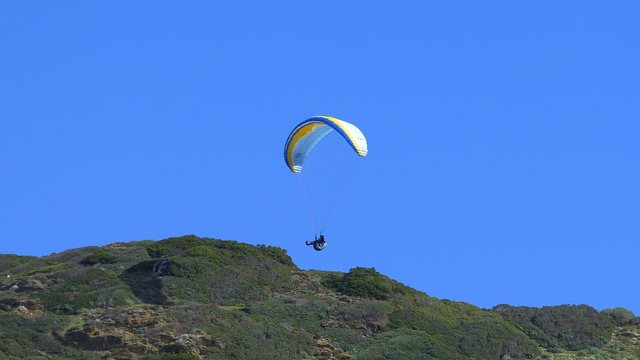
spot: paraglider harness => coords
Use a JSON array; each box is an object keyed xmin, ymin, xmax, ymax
[{"xmin": 306, "ymin": 234, "xmax": 327, "ymax": 251}]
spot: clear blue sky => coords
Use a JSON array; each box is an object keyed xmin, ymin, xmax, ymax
[{"xmin": 1, "ymin": 1, "xmax": 639, "ymax": 314}]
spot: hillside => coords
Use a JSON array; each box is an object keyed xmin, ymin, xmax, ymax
[{"xmin": 0, "ymin": 235, "xmax": 637, "ymax": 360}]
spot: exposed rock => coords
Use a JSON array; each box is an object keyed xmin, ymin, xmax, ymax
[
  {"xmin": 14, "ymin": 278, "xmax": 46, "ymax": 292},
  {"xmin": 60, "ymin": 324, "xmax": 159, "ymax": 355},
  {"xmin": 54, "ymin": 306, "xmax": 176, "ymax": 356},
  {"xmin": 161, "ymin": 330, "xmax": 213, "ymax": 356},
  {"xmin": 611, "ymin": 325, "xmax": 640, "ymax": 345},
  {"xmin": 313, "ymin": 338, "xmax": 350, "ymax": 360},
  {"xmin": 100, "ymin": 306, "xmax": 162, "ymax": 328},
  {"xmin": 123, "ymin": 341, "xmax": 158, "ymax": 355},
  {"xmin": 15, "ymin": 305, "xmax": 30, "ymax": 315},
  {"xmin": 365, "ymin": 320, "xmax": 386, "ymax": 334},
  {"xmin": 0, "ymin": 298, "xmax": 44, "ymax": 316},
  {"xmin": 155, "ymin": 330, "xmax": 180, "ymax": 344},
  {"xmin": 62, "ymin": 326, "xmax": 127, "ymax": 351}
]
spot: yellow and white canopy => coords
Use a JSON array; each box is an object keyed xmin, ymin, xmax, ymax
[{"xmin": 284, "ymin": 116, "xmax": 368, "ymax": 173}]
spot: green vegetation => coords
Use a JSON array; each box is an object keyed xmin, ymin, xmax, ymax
[
  {"xmin": 80, "ymin": 249, "xmax": 119, "ymax": 265},
  {"xmin": 0, "ymin": 312, "xmax": 100, "ymax": 359},
  {"xmin": 389, "ymin": 299, "xmax": 541, "ymax": 359},
  {"xmin": 493, "ymin": 304, "xmax": 616, "ymax": 351},
  {"xmin": 155, "ymin": 354, "xmax": 200, "ymax": 360},
  {"xmin": 118, "ymin": 236, "xmax": 296, "ymax": 305},
  {"xmin": 0, "ymin": 235, "xmax": 638, "ymax": 359},
  {"xmin": 80, "ymin": 249, "xmax": 118, "ymax": 265},
  {"xmin": 0, "ymin": 254, "xmax": 39, "ymax": 273},
  {"xmin": 324, "ymin": 267, "xmax": 406, "ymax": 300},
  {"xmin": 34, "ymin": 266, "xmax": 135, "ymax": 313},
  {"xmin": 145, "ymin": 235, "xmax": 294, "ymax": 267},
  {"xmin": 353, "ymin": 328, "xmax": 438, "ymax": 360},
  {"xmin": 256, "ymin": 244, "xmax": 295, "ymax": 266},
  {"xmin": 538, "ymin": 324, "xmax": 640, "ymax": 359},
  {"xmin": 603, "ymin": 307, "xmax": 636, "ymax": 325}
]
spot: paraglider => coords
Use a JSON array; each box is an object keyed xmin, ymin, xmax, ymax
[
  {"xmin": 284, "ymin": 116, "xmax": 368, "ymax": 251},
  {"xmin": 306, "ymin": 234, "xmax": 327, "ymax": 251}
]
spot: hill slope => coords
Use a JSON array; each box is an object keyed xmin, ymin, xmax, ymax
[{"xmin": 0, "ymin": 235, "xmax": 637, "ymax": 359}]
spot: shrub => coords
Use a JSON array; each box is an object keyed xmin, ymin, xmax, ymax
[
  {"xmin": 324, "ymin": 267, "xmax": 402, "ymax": 300},
  {"xmin": 257, "ymin": 244, "xmax": 294, "ymax": 266},
  {"xmin": 146, "ymin": 235, "xmax": 234, "ymax": 259},
  {"xmin": 185, "ymin": 245, "xmax": 221, "ymax": 263},
  {"xmin": 157, "ymin": 354, "xmax": 200, "ymax": 360},
  {"xmin": 126, "ymin": 236, "xmax": 295, "ymax": 305},
  {"xmin": 494, "ymin": 304, "xmax": 616, "ymax": 350},
  {"xmin": 602, "ymin": 307, "xmax": 635, "ymax": 325},
  {"xmin": 0, "ymin": 254, "xmax": 39, "ymax": 273},
  {"xmin": 80, "ymin": 249, "xmax": 118, "ymax": 265},
  {"xmin": 353, "ymin": 328, "xmax": 439, "ymax": 360},
  {"xmin": 52, "ymin": 304, "xmax": 76, "ymax": 315}
]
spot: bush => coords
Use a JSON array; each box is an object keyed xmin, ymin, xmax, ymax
[
  {"xmin": 125, "ymin": 236, "xmax": 295, "ymax": 305},
  {"xmin": 182, "ymin": 245, "xmax": 221, "ymax": 264},
  {"xmin": 146, "ymin": 235, "xmax": 208, "ymax": 258},
  {"xmin": 0, "ymin": 254, "xmax": 39, "ymax": 273},
  {"xmin": 257, "ymin": 244, "xmax": 294, "ymax": 266},
  {"xmin": 389, "ymin": 300, "xmax": 541, "ymax": 360},
  {"xmin": 0, "ymin": 312, "xmax": 98, "ymax": 359},
  {"xmin": 80, "ymin": 249, "xmax": 118, "ymax": 265},
  {"xmin": 157, "ymin": 354, "xmax": 200, "ymax": 360},
  {"xmin": 35, "ymin": 267, "xmax": 133, "ymax": 312},
  {"xmin": 354, "ymin": 328, "xmax": 438, "ymax": 360},
  {"xmin": 494, "ymin": 304, "xmax": 616, "ymax": 350},
  {"xmin": 324, "ymin": 267, "xmax": 403, "ymax": 300},
  {"xmin": 602, "ymin": 307, "xmax": 635, "ymax": 325}
]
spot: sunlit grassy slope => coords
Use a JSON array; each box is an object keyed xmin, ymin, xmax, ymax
[{"xmin": 0, "ymin": 235, "xmax": 637, "ymax": 359}]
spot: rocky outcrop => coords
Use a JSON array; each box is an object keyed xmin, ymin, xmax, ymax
[
  {"xmin": 55, "ymin": 306, "xmax": 216, "ymax": 358},
  {"xmin": 311, "ymin": 338, "xmax": 351, "ymax": 360},
  {"xmin": 98, "ymin": 306, "xmax": 162, "ymax": 328},
  {"xmin": 1, "ymin": 278, "xmax": 46, "ymax": 292},
  {"xmin": 58, "ymin": 307, "xmax": 164, "ymax": 354},
  {"xmin": 16, "ymin": 278, "xmax": 46, "ymax": 292},
  {"xmin": 161, "ymin": 330, "xmax": 214, "ymax": 356},
  {"xmin": 61, "ymin": 325, "xmax": 129, "ymax": 351},
  {"xmin": 0, "ymin": 298, "xmax": 44, "ymax": 316}
]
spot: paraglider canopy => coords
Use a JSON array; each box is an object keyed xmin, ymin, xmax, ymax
[{"xmin": 284, "ymin": 116, "xmax": 368, "ymax": 173}]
